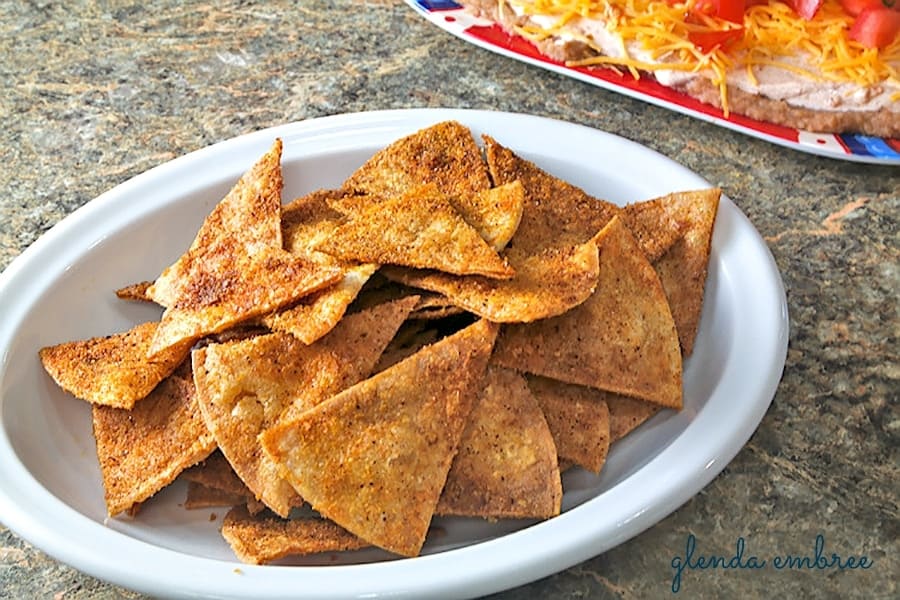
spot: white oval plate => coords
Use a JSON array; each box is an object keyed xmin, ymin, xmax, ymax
[{"xmin": 0, "ymin": 109, "xmax": 788, "ymax": 599}]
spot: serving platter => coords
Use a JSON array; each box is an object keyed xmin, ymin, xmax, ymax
[
  {"xmin": 408, "ymin": 0, "xmax": 900, "ymax": 165},
  {"xmin": 0, "ymin": 109, "xmax": 788, "ymax": 599}
]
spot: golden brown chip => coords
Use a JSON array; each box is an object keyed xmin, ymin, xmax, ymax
[
  {"xmin": 483, "ymin": 134, "xmax": 620, "ymax": 251},
  {"xmin": 280, "ymin": 188, "xmax": 353, "ymax": 261},
  {"xmin": 147, "ymin": 139, "xmax": 285, "ymax": 309},
  {"xmin": 261, "ymin": 263, "xmax": 378, "ymax": 344},
  {"xmin": 146, "ymin": 140, "xmax": 343, "ymax": 357},
  {"xmin": 341, "ymin": 120, "xmax": 492, "ymax": 200},
  {"xmin": 316, "ymin": 183, "xmax": 515, "ymax": 279},
  {"xmin": 492, "ymin": 216, "xmax": 683, "ymax": 409},
  {"xmin": 650, "ymin": 189, "xmax": 721, "ymax": 356},
  {"xmin": 621, "ymin": 198, "xmax": 685, "ymax": 263},
  {"xmin": 180, "ymin": 450, "xmax": 254, "ymax": 499},
  {"xmin": 92, "ymin": 367, "xmax": 216, "ymax": 515},
  {"xmin": 193, "ymin": 297, "xmax": 418, "ymax": 517},
  {"xmin": 39, "ymin": 321, "xmax": 191, "ymax": 409},
  {"xmin": 184, "ymin": 482, "xmax": 249, "ymax": 510},
  {"xmin": 525, "ymin": 375, "xmax": 611, "ymax": 473},
  {"xmin": 383, "ymin": 235, "xmax": 600, "ymax": 323},
  {"xmin": 221, "ymin": 505, "xmax": 369, "ymax": 565},
  {"xmin": 436, "ymin": 366, "xmax": 561, "ymax": 519},
  {"xmin": 607, "ymin": 394, "xmax": 662, "ymax": 442},
  {"xmin": 261, "ymin": 319, "xmax": 498, "ymax": 557},
  {"xmin": 461, "ymin": 181, "xmax": 525, "ymax": 251},
  {"xmin": 115, "ymin": 281, "xmax": 153, "ymax": 302},
  {"xmin": 331, "ymin": 182, "xmax": 525, "ymax": 254}
]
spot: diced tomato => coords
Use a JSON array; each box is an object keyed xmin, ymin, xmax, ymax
[
  {"xmin": 849, "ymin": 7, "xmax": 900, "ymax": 48},
  {"xmin": 787, "ymin": 0, "xmax": 824, "ymax": 19},
  {"xmin": 840, "ymin": 0, "xmax": 898, "ymax": 16},
  {"xmin": 689, "ymin": 28, "xmax": 744, "ymax": 52},
  {"xmin": 714, "ymin": 0, "xmax": 747, "ymax": 22}
]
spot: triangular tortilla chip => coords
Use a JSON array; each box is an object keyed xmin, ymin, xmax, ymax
[
  {"xmin": 115, "ymin": 281, "xmax": 153, "ymax": 302},
  {"xmin": 92, "ymin": 366, "xmax": 216, "ymax": 515},
  {"xmin": 146, "ymin": 140, "xmax": 343, "ymax": 356},
  {"xmin": 341, "ymin": 120, "xmax": 492, "ymax": 200},
  {"xmin": 383, "ymin": 235, "xmax": 600, "ymax": 322},
  {"xmin": 492, "ymin": 216, "xmax": 683, "ymax": 409},
  {"xmin": 620, "ymin": 198, "xmax": 685, "ymax": 263},
  {"xmin": 261, "ymin": 319, "xmax": 498, "ymax": 557},
  {"xmin": 649, "ymin": 189, "xmax": 721, "ymax": 356},
  {"xmin": 147, "ymin": 139, "xmax": 285, "ymax": 308},
  {"xmin": 526, "ymin": 375, "xmax": 611, "ymax": 473},
  {"xmin": 436, "ymin": 366, "xmax": 561, "ymax": 519},
  {"xmin": 180, "ymin": 449, "xmax": 255, "ymax": 499},
  {"xmin": 483, "ymin": 135, "xmax": 621, "ymax": 251},
  {"xmin": 193, "ymin": 296, "xmax": 418, "ymax": 517},
  {"xmin": 184, "ymin": 482, "xmax": 249, "ymax": 510},
  {"xmin": 330, "ymin": 182, "xmax": 525, "ymax": 253},
  {"xmin": 607, "ymin": 394, "xmax": 661, "ymax": 442},
  {"xmin": 316, "ymin": 183, "xmax": 514, "ymax": 279},
  {"xmin": 261, "ymin": 263, "xmax": 378, "ymax": 344},
  {"xmin": 221, "ymin": 505, "xmax": 369, "ymax": 565},
  {"xmin": 39, "ymin": 321, "xmax": 191, "ymax": 409}
]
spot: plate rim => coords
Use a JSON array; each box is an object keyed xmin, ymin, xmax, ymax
[{"xmin": 0, "ymin": 108, "xmax": 789, "ymax": 600}]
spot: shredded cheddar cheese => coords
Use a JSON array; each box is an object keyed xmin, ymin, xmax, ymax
[{"xmin": 505, "ymin": 0, "xmax": 900, "ymax": 116}]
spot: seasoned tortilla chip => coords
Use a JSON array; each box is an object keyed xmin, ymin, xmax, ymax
[
  {"xmin": 436, "ymin": 366, "xmax": 561, "ymax": 519},
  {"xmin": 526, "ymin": 375, "xmax": 610, "ymax": 474},
  {"xmin": 147, "ymin": 139, "xmax": 285, "ymax": 309},
  {"xmin": 145, "ymin": 140, "xmax": 343, "ymax": 356},
  {"xmin": 193, "ymin": 297, "xmax": 417, "ymax": 517},
  {"xmin": 492, "ymin": 216, "xmax": 683, "ymax": 409},
  {"xmin": 316, "ymin": 184, "xmax": 514, "ymax": 279},
  {"xmin": 383, "ymin": 235, "xmax": 600, "ymax": 322},
  {"xmin": 261, "ymin": 319, "xmax": 498, "ymax": 557},
  {"xmin": 483, "ymin": 135, "xmax": 620, "ymax": 251},
  {"xmin": 331, "ymin": 182, "xmax": 525, "ymax": 254},
  {"xmin": 39, "ymin": 321, "xmax": 191, "ymax": 409},
  {"xmin": 180, "ymin": 449, "xmax": 254, "ymax": 499},
  {"xmin": 650, "ymin": 189, "xmax": 721, "ymax": 356},
  {"xmin": 280, "ymin": 188, "xmax": 352, "ymax": 262},
  {"xmin": 115, "ymin": 281, "xmax": 153, "ymax": 302},
  {"xmin": 261, "ymin": 263, "xmax": 378, "ymax": 344},
  {"xmin": 461, "ymin": 181, "xmax": 525, "ymax": 251},
  {"xmin": 184, "ymin": 482, "xmax": 248, "ymax": 510},
  {"xmin": 92, "ymin": 367, "xmax": 216, "ymax": 515},
  {"xmin": 341, "ymin": 120, "xmax": 492, "ymax": 200},
  {"xmin": 621, "ymin": 198, "xmax": 685, "ymax": 263},
  {"xmin": 607, "ymin": 394, "xmax": 661, "ymax": 442},
  {"xmin": 221, "ymin": 505, "xmax": 369, "ymax": 565}
]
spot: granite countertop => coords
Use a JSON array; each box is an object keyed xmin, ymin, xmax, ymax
[{"xmin": 1, "ymin": 1, "xmax": 897, "ymax": 598}]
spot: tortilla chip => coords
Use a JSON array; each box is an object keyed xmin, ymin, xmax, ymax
[
  {"xmin": 436, "ymin": 366, "xmax": 561, "ymax": 519},
  {"xmin": 180, "ymin": 449, "xmax": 254, "ymax": 499},
  {"xmin": 147, "ymin": 139, "xmax": 285, "ymax": 309},
  {"xmin": 146, "ymin": 140, "xmax": 343, "ymax": 356},
  {"xmin": 408, "ymin": 293, "xmax": 465, "ymax": 320},
  {"xmin": 280, "ymin": 188, "xmax": 352, "ymax": 261},
  {"xmin": 461, "ymin": 181, "xmax": 525, "ymax": 251},
  {"xmin": 316, "ymin": 183, "xmax": 514, "ymax": 279},
  {"xmin": 261, "ymin": 319, "xmax": 498, "ymax": 557},
  {"xmin": 649, "ymin": 189, "xmax": 721, "ymax": 356},
  {"xmin": 483, "ymin": 135, "xmax": 620, "ymax": 251},
  {"xmin": 221, "ymin": 505, "xmax": 369, "ymax": 565},
  {"xmin": 492, "ymin": 216, "xmax": 683, "ymax": 409},
  {"xmin": 620, "ymin": 198, "xmax": 685, "ymax": 263},
  {"xmin": 525, "ymin": 375, "xmax": 611, "ymax": 473},
  {"xmin": 371, "ymin": 321, "xmax": 441, "ymax": 373},
  {"xmin": 261, "ymin": 263, "xmax": 378, "ymax": 344},
  {"xmin": 607, "ymin": 394, "xmax": 661, "ymax": 442},
  {"xmin": 39, "ymin": 321, "xmax": 191, "ymax": 409},
  {"xmin": 341, "ymin": 120, "xmax": 492, "ymax": 200},
  {"xmin": 383, "ymin": 235, "xmax": 600, "ymax": 322},
  {"xmin": 92, "ymin": 366, "xmax": 216, "ymax": 515},
  {"xmin": 331, "ymin": 182, "xmax": 525, "ymax": 254},
  {"xmin": 193, "ymin": 297, "xmax": 417, "ymax": 517},
  {"xmin": 115, "ymin": 281, "xmax": 154, "ymax": 302},
  {"xmin": 184, "ymin": 482, "xmax": 249, "ymax": 510}
]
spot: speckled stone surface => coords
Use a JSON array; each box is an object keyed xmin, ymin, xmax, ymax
[{"xmin": 1, "ymin": 1, "xmax": 897, "ymax": 599}]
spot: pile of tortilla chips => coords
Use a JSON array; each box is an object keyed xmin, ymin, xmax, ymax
[{"xmin": 39, "ymin": 121, "xmax": 720, "ymax": 564}]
